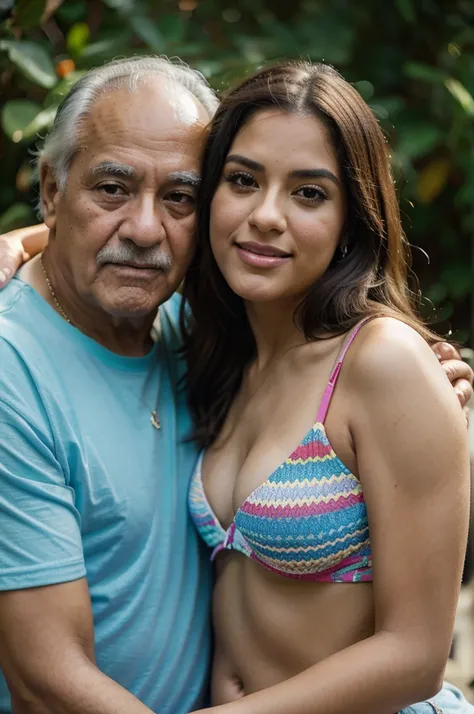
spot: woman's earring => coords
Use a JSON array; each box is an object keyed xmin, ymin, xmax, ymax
[{"xmin": 340, "ymin": 244, "xmax": 348, "ymax": 259}]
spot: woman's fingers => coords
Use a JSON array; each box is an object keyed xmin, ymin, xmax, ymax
[
  {"xmin": 430, "ymin": 341, "xmax": 473, "ymax": 410},
  {"xmin": 432, "ymin": 341, "xmax": 461, "ymax": 361},
  {"xmin": 0, "ymin": 236, "xmax": 28, "ymax": 288},
  {"xmin": 449, "ymin": 376, "xmax": 473, "ymax": 409}
]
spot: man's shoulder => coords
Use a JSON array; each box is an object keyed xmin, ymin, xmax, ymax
[
  {"xmin": 0, "ymin": 278, "xmax": 59, "ymax": 401},
  {"xmin": 0, "ymin": 276, "xmax": 31, "ymax": 316},
  {"xmin": 0, "ymin": 278, "xmax": 39, "ymax": 347},
  {"xmin": 0, "ymin": 276, "xmax": 48, "ymax": 327}
]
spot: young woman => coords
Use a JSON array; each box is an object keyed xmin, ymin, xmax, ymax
[
  {"xmin": 181, "ymin": 62, "xmax": 473, "ymax": 713},
  {"xmin": 0, "ymin": 60, "xmax": 472, "ymax": 714}
]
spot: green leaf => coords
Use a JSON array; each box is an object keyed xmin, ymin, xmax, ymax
[
  {"xmin": 403, "ymin": 62, "xmax": 447, "ymax": 84},
  {"xmin": 354, "ymin": 80, "xmax": 374, "ymax": 101},
  {"xmin": 1, "ymin": 99, "xmax": 42, "ymax": 142},
  {"xmin": 441, "ymin": 264, "xmax": 474, "ymax": 299},
  {"xmin": 0, "ymin": 203, "xmax": 35, "ymax": 233},
  {"xmin": 78, "ymin": 34, "xmax": 132, "ymax": 63},
  {"xmin": 194, "ymin": 60, "xmax": 224, "ymax": 78},
  {"xmin": 67, "ymin": 22, "xmax": 90, "ymax": 55},
  {"xmin": 396, "ymin": 0, "xmax": 416, "ymax": 23},
  {"xmin": 44, "ymin": 71, "xmax": 86, "ymax": 107},
  {"xmin": 425, "ymin": 282, "xmax": 448, "ymax": 305},
  {"xmin": 13, "ymin": 0, "xmax": 47, "ymax": 29},
  {"xmin": 257, "ymin": 14, "xmax": 300, "ymax": 54},
  {"xmin": 102, "ymin": 0, "xmax": 164, "ymax": 51},
  {"xmin": 0, "ymin": 40, "xmax": 56, "ymax": 88},
  {"xmin": 158, "ymin": 13, "xmax": 186, "ymax": 44},
  {"xmin": 56, "ymin": 0, "xmax": 87, "ymax": 23},
  {"xmin": 22, "ymin": 105, "xmax": 57, "ymax": 139},
  {"xmin": 129, "ymin": 14, "xmax": 165, "ymax": 51},
  {"xmin": 444, "ymin": 78, "xmax": 474, "ymax": 117},
  {"xmin": 102, "ymin": 0, "xmax": 134, "ymax": 10},
  {"xmin": 395, "ymin": 123, "xmax": 443, "ymax": 160}
]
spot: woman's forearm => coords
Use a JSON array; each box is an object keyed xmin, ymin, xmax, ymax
[
  {"xmin": 198, "ymin": 631, "xmax": 445, "ymax": 714},
  {"xmin": 0, "ymin": 224, "xmax": 49, "ymax": 285},
  {"xmin": 19, "ymin": 224, "xmax": 50, "ymax": 256}
]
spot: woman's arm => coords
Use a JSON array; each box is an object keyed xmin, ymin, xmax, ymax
[
  {"xmin": 196, "ymin": 319, "xmax": 470, "ymax": 714},
  {"xmin": 0, "ymin": 224, "xmax": 49, "ymax": 286}
]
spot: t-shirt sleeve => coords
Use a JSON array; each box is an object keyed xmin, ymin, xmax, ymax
[{"xmin": 0, "ymin": 396, "xmax": 86, "ymax": 591}]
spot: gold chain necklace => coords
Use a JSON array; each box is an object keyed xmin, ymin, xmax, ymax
[
  {"xmin": 40, "ymin": 254, "xmax": 161, "ymax": 430},
  {"xmin": 40, "ymin": 254, "xmax": 73, "ymax": 325}
]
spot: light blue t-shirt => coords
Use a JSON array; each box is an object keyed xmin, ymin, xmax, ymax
[{"xmin": 0, "ymin": 277, "xmax": 211, "ymax": 713}]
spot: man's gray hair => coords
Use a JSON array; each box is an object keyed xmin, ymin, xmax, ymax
[{"xmin": 40, "ymin": 56, "xmax": 219, "ymax": 189}]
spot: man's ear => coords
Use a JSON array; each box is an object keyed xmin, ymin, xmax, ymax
[{"xmin": 40, "ymin": 160, "xmax": 61, "ymax": 232}]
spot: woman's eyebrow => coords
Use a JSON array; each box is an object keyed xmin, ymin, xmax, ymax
[
  {"xmin": 225, "ymin": 155, "xmax": 339, "ymax": 186},
  {"xmin": 225, "ymin": 154, "xmax": 264, "ymax": 172},
  {"xmin": 289, "ymin": 168, "xmax": 340, "ymax": 185}
]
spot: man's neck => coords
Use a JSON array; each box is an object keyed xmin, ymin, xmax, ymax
[{"xmin": 21, "ymin": 255, "xmax": 157, "ymax": 357}]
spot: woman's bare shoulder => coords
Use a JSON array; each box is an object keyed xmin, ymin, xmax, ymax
[{"xmin": 347, "ymin": 316, "xmax": 445, "ymax": 393}]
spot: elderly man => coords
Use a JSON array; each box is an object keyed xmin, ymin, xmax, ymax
[
  {"xmin": 0, "ymin": 57, "xmax": 471, "ymax": 714},
  {"xmin": 0, "ymin": 57, "xmax": 218, "ymax": 714}
]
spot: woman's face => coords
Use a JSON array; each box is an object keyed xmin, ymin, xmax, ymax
[{"xmin": 210, "ymin": 109, "xmax": 346, "ymax": 305}]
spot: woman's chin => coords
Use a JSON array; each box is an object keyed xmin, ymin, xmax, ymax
[
  {"xmin": 226, "ymin": 274, "xmax": 306, "ymax": 307},
  {"xmin": 229, "ymin": 283, "xmax": 278, "ymax": 303}
]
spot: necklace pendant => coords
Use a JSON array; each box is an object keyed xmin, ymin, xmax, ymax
[{"xmin": 150, "ymin": 410, "xmax": 161, "ymax": 430}]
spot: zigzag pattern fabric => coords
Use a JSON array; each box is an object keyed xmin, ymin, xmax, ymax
[
  {"xmin": 189, "ymin": 422, "xmax": 372, "ymax": 583},
  {"xmin": 234, "ymin": 422, "xmax": 372, "ymax": 582}
]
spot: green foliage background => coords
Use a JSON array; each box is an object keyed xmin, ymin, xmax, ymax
[{"xmin": 1, "ymin": 0, "xmax": 473, "ymax": 341}]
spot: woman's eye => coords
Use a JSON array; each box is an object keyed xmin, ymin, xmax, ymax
[
  {"xmin": 225, "ymin": 171, "xmax": 257, "ymax": 189},
  {"xmin": 295, "ymin": 185, "xmax": 327, "ymax": 202}
]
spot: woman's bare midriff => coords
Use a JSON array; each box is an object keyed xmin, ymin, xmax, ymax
[{"xmin": 211, "ymin": 553, "xmax": 375, "ymax": 705}]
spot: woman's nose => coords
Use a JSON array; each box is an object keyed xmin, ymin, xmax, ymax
[{"xmin": 248, "ymin": 192, "xmax": 287, "ymax": 234}]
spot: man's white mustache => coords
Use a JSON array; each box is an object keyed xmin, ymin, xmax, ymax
[{"xmin": 96, "ymin": 244, "xmax": 172, "ymax": 272}]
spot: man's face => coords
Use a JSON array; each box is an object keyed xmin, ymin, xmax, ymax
[{"xmin": 41, "ymin": 77, "xmax": 209, "ymax": 318}]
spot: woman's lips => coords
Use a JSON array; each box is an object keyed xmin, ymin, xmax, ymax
[{"xmin": 234, "ymin": 242, "xmax": 292, "ymax": 268}]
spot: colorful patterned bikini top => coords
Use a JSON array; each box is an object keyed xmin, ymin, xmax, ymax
[{"xmin": 188, "ymin": 319, "xmax": 373, "ymax": 583}]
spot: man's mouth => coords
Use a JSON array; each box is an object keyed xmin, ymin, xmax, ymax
[{"xmin": 110, "ymin": 262, "xmax": 160, "ymax": 270}]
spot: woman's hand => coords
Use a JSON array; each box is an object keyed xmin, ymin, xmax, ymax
[
  {"xmin": 432, "ymin": 341, "xmax": 473, "ymax": 417},
  {"xmin": 0, "ymin": 230, "xmax": 28, "ymax": 287},
  {"xmin": 0, "ymin": 224, "xmax": 49, "ymax": 287}
]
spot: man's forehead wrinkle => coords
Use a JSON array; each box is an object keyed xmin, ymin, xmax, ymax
[
  {"xmin": 82, "ymin": 142, "xmax": 202, "ymax": 174},
  {"xmin": 84, "ymin": 113, "xmax": 206, "ymax": 155},
  {"xmin": 86, "ymin": 83, "xmax": 208, "ymax": 142}
]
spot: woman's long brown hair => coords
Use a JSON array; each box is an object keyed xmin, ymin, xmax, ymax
[{"xmin": 181, "ymin": 61, "xmax": 440, "ymax": 448}]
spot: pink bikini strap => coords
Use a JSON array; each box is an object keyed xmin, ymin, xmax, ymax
[{"xmin": 316, "ymin": 317, "xmax": 373, "ymax": 424}]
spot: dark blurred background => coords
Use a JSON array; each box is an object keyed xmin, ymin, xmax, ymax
[{"xmin": 1, "ymin": 0, "xmax": 473, "ymax": 342}]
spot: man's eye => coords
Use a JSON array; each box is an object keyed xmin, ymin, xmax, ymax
[
  {"xmin": 165, "ymin": 192, "xmax": 195, "ymax": 205},
  {"xmin": 97, "ymin": 183, "xmax": 126, "ymax": 197}
]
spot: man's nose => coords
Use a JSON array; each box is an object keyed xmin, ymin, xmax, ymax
[
  {"xmin": 248, "ymin": 190, "xmax": 287, "ymax": 235},
  {"xmin": 118, "ymin": 195, "xmax": 165, "ymax": 248}
]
